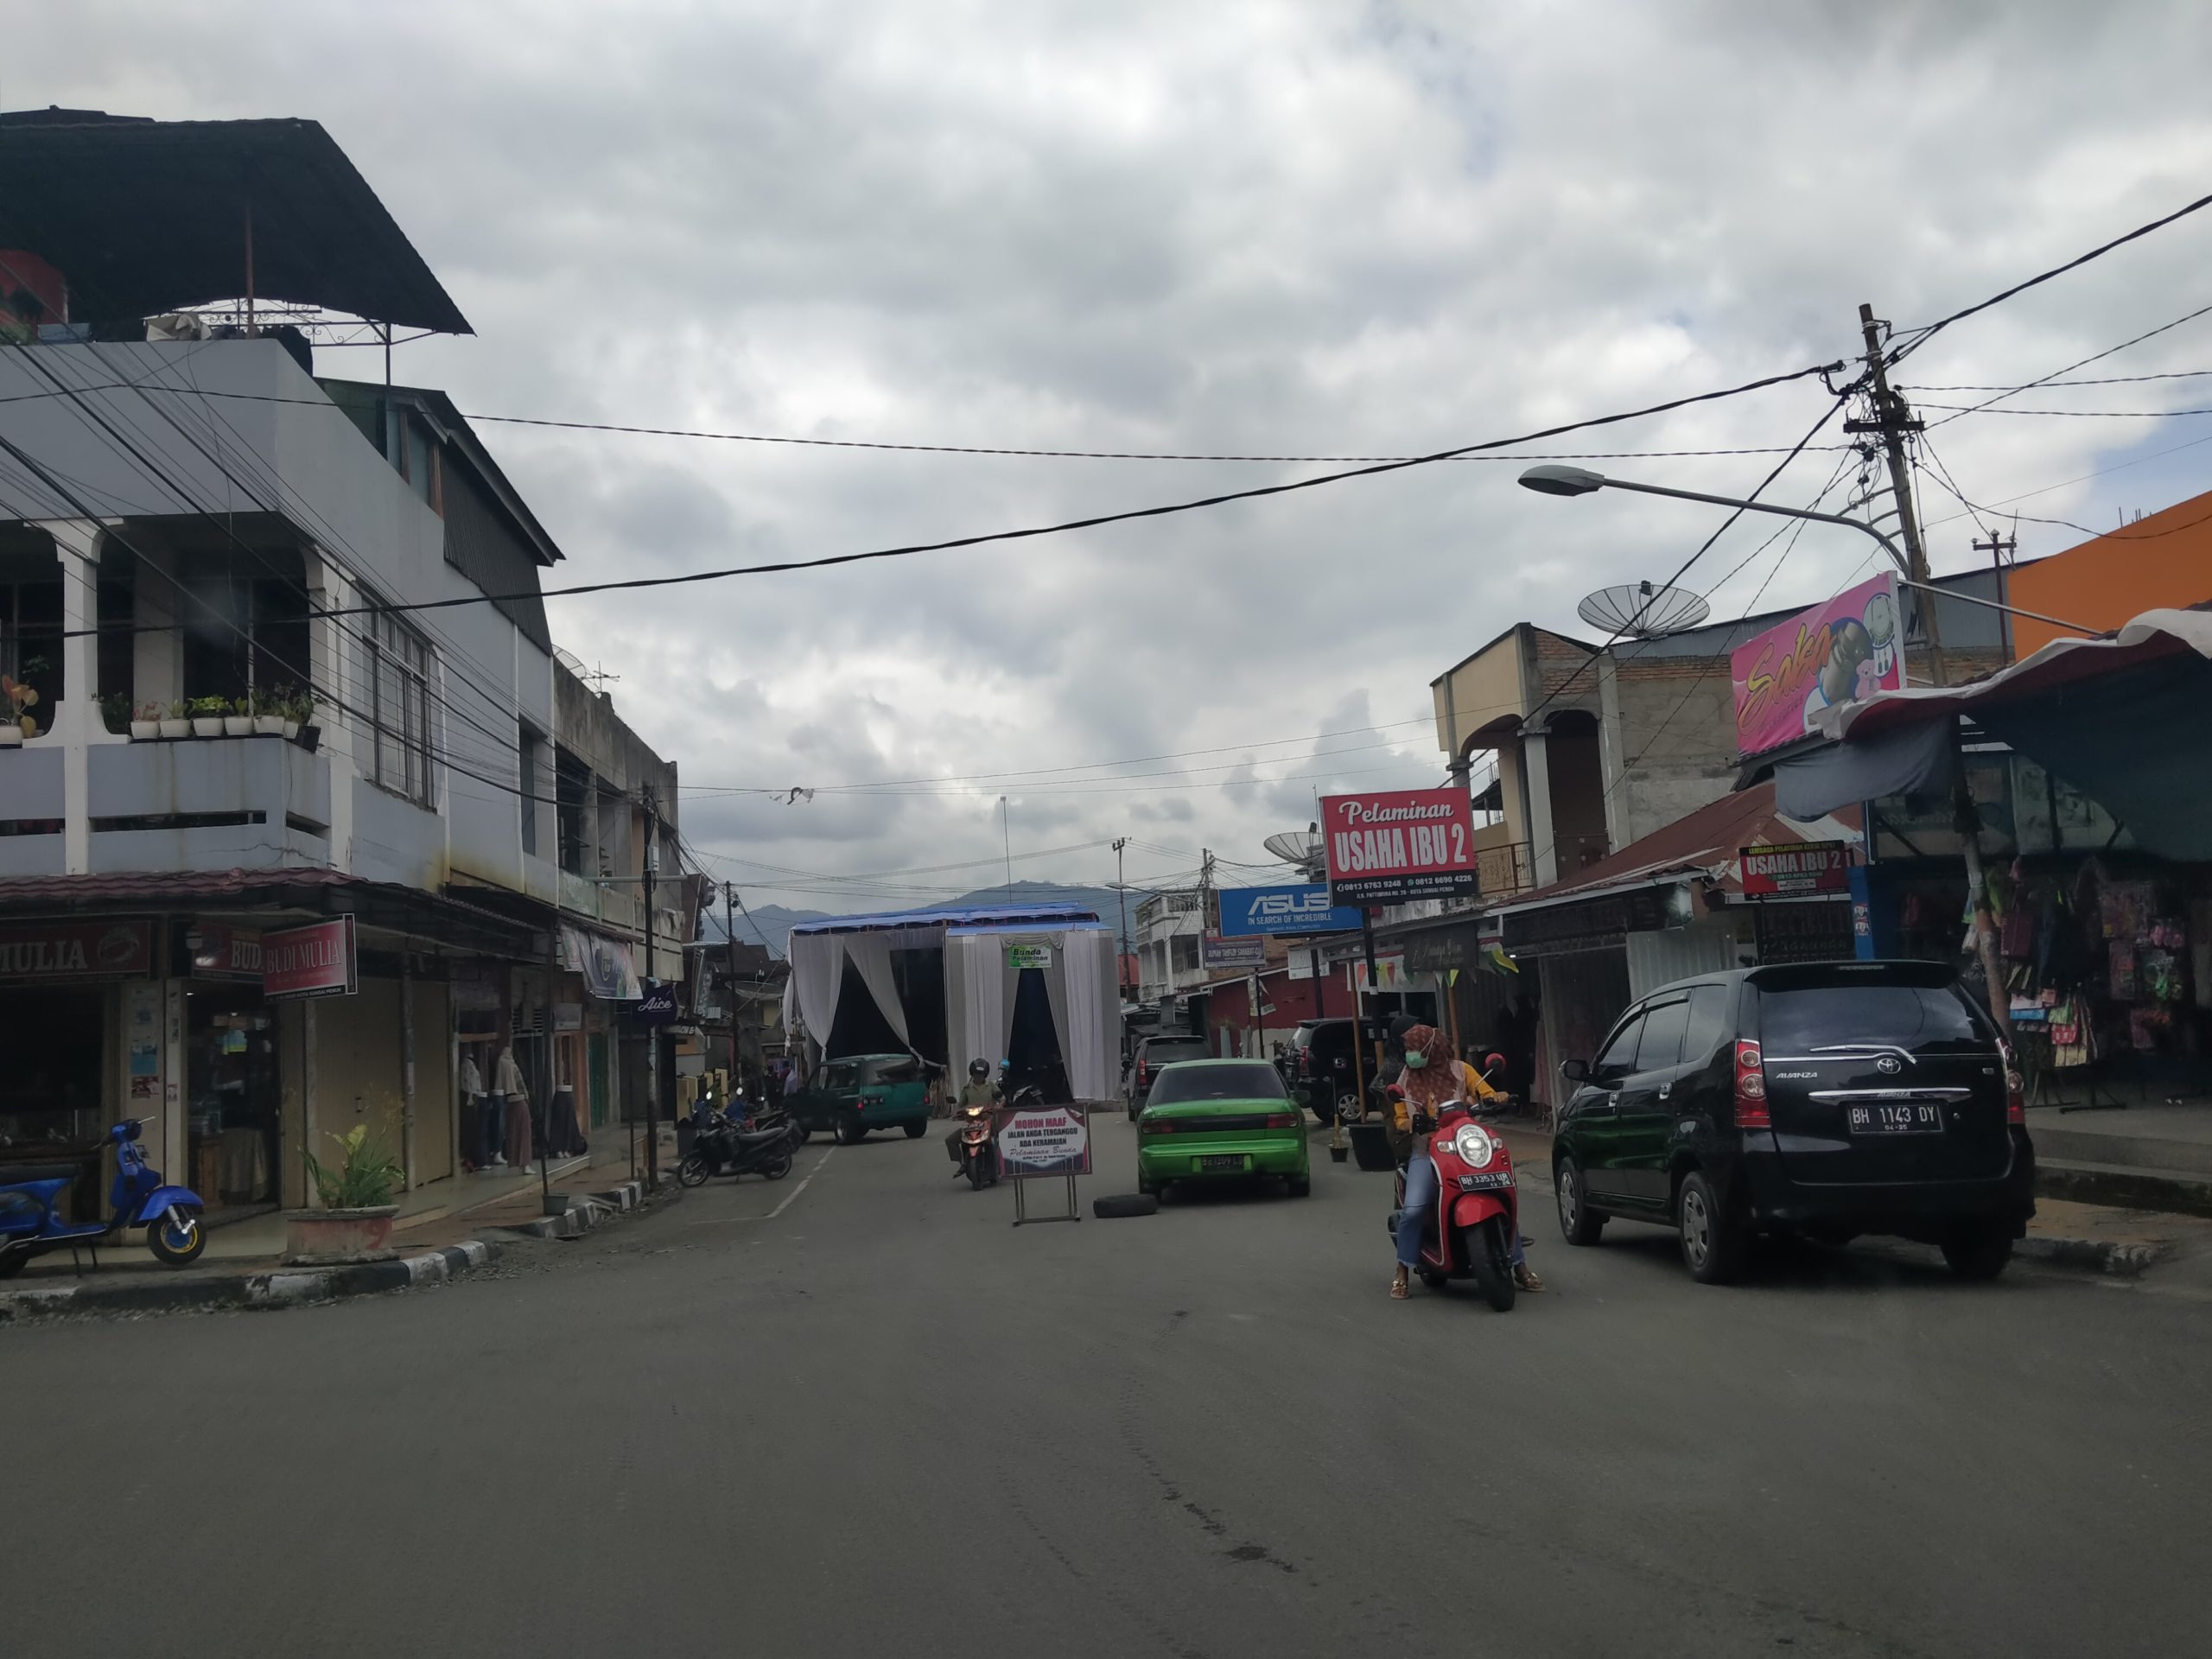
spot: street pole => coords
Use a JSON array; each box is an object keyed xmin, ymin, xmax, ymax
[
  {"xmin": 1112, "ymin": 837, "xmax": 1130, "ymax": 999},
  {"xmin": 1853, "ymin": 302, "xmax": 1943, "ymax": 686},
  {"xmin": 1974, "ymin": 531, "xmax": 2018, "ymax": 663},
  {"xmin": 1001, "ymin": 796, "xmax": 1013, "ymax": 893},
  {"xmin": 725, "ymin": 880, "xmax": 740, "ymax": 1094},
  {"xmin": 643, "ymin": 791, "xmax": 659, "ymax": 1189},
  {"xmin": 538, "ymin": 914, "xmax": 557, "ymax": 1212},
  {"xmin": 1360, "ymin": 905, "xmax": 1382, "ymax": 1103}
]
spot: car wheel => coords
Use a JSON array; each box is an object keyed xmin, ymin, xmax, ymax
[
  {"xmin": 836, "ymin": 1116, "xmax": 868, "ymax": 1146},
  {"xmin": 1941, "ymin": 1223, "xmax": 2013, "ymax": 1281},
  {"xmin": 1286, "ymin": 1175, "xmax": 1311, "ymax": 1198},
  {"xmin": 1676, "ymin": 1171, "xmax": 1747, "ymax": 1285},
  {"xmin": 902, "ymin": 1121, "xmax": 925, "ymax": 1139},
  {"xmin": 1555, "ymin": 1158, "xmax": 1605, "ymax": 1247}
]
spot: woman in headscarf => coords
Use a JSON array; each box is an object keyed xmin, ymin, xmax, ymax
[{"xmin": 1389, "ymin": 1023, "xmax": 1543, "ymax": 1300}]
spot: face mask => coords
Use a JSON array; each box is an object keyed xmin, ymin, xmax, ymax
[{"xmin": 1404, "ymin": 1052, "xmax": 1427, "ymax": 1068}]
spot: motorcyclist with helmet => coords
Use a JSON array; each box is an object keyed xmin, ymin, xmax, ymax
[
  {"xmin": 1389, "ymin": 1023, "xmax": 1543, "ymax": 1300},
  {"xmin": 944, "ymin": 1058, "xmax": 1001, "ymax": 1172}
]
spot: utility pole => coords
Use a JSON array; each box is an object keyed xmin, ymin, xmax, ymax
[
  {"xmin": 1850, "ymin": 302, "xmax": 1943, "ymax": 686},
  {"xmin": 642, "ymin": 790, "xmax": 659, "ymax": 1189},
  {"xmin": 1974, "ymin": 530, "xmax": 2019, "ymax": 663},
  {"xmin": 1855, "ymin": 304, "xmax": 2006, "ymax": 1026},
  {"xmin": 1001, "ymin": 796, "xmax": 1013, "ymax": 893},
  {"xmin": 725, "ymin": 880, "xmax": 741, "ymax": 1092},
  {"xmin": 1111, "ymin": 837, "xmax": 1130, "ymax": 999}
]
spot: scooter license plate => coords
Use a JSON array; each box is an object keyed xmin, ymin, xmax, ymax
[
  {"xmin": 1458, "ymin": 1171, "xmax": 1511, "ymax": 1191},
  {"xmin": 1198, "ymin": 1154, "xmax": 1247, "ymax": 1172}
]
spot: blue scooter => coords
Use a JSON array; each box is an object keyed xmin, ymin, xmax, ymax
[{"xmin": 0, "ymin": 1118, "xmax": 207, "ymax": 1277}]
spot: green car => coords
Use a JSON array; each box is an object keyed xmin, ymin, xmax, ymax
[
  {"xmin": 1136, "ymin": 1059, "xmax": 1311, "ymax": 1198},
  {"xmin": 789, "ymin": 1054, "xmax": 931, "ymax": 1144}
]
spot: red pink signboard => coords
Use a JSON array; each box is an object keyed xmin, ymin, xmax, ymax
[
  {"xmin": 1319, "ymin": 787, "xmax": 1480, "ymax": 905},
  {"xmin": 263, "ymin": 916, "xmax": 359, "ymax": 1000},
  {"xmin": 1729, "ymin": 571, "xmax": 1904, "ymax": 758}
]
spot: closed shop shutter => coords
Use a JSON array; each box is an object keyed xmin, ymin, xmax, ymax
[
  {"xmin": 1624, "ymin": 916, "xmax": 1740, "ymax": 1000},
  {"xmin": 1536, "ymin": 948, "xmax": 1630, "ymax": 1108}
]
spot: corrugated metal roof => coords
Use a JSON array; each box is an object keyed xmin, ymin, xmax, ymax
[
  {"xmin": 0, "ymin": 868, "xmax": 363, "ymax": 907},
  {"xmin": 0, "ymin": 113, "xmax": 470, "ymax": 333}
]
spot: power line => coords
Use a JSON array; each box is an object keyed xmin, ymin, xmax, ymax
[
  {"xmin": 1917, "ymin": 427, "xmax": 2212, "ymax": 534},
  {"xmin": 1886, "ymin": 188, "xmax": 2212, "ymax": 365},
  {"xmin": 1901, "ymin": 367, "xmax": 2212, "ymax": 391},
  {"xmin": 54, "ymin": 356, "xmax": 1847, "ymax": 637},
  {"xmin": 1919, "ymin": 400, "xmax": 2212, "ymax": 418}
]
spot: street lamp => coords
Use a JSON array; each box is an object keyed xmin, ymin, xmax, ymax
[{"xmin": 1516, "ymin": 463, "xmax": 1909, "ymax": 575}]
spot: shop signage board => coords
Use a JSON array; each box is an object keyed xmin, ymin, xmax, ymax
[
  {"xmin": 1730, "ymin": 571, "xmax": 1904, "ymax": 758},
  {"xmin": 563, "ymin": 925, "xmax": 642, "ymax": 1001},
  {"xmin": 995, "ymin": 1103, "xmax": 1092, "ymax": 1175},
  {"xmin": 1402, "ymin": 922, "xmax": 1485, "ymax": 975},
  {"xmin": 263, "ymin": 916, "xmax": 358, "ymax": 1000},
  {"xmin": 1351, "ymin": 954, "xmax": 1411, "ymax": 994},
  {"xmin": 1200, "ymin": 935, "xmax": 1268, "ymax": 969},
  {"xmin": 1218, "ymin": 884, "xmax": 1362, "ymax": 937},
  {"xmin": 0, "ymin": 917, "xmax": 155, "ymax": 981},
  {"xmin": 1005, "ymin": 943, "xmax": 1053, "ymax": 970},
  {"xmin": 1320, "ymin": 788, "xmax": 1479, "ymax": 904},
  {"xmin": 637, "ymin": 980, "xmax": 679, "ymax": 1026},
  {"xmin": 1739, "ymin": 841, "xmax": 1851, "ymax": 898},
  {"xmin": 187, "ymin": 923, "xmax": 262, "ymax": 979}
]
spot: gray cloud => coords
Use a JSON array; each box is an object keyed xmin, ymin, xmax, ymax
[{"xmin": 22, "ymin": 1, "xmax": 2212, "ymax": 909}]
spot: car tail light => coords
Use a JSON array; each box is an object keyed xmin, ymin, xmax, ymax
[
  {"xmin": 1263, "ymin": 1112, "xmax": 1297, "ymax": 1128},
  {"xmin": 2002, "ymin": 1044, "xmax": 2025, "ymax": 1125},
  {"xmin": 1733, "ymin": 1039, "xmax": 1770, "ymax": 1129},
  {"xmin": 1140, "ymin": 1118, "xmax": 1173, "ymax": 1135}
]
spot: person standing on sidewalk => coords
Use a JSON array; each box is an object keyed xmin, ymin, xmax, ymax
[
  {"xmin": 505, "ymin": 1053, "xmax": 535, "ymax": 1169},
  {"xmin": 458, "ymin": 1047, "xmax": 486, "ymax": 1171},
  {"xmin": 487, "ymin": 1046, "xmax": 525, "ymax": 1169}
]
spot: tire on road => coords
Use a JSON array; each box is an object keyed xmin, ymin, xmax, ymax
[
  {"xmin": 1941, "ymin": 1223, "xmax": 2013, "ymax": 1281},
  {"xmin": 1093, "ymin": 1193, "xmax": 1160, "ymax": 1219},
  {"xmin": 836, "ymin": 1116, "xmax": 868, "ymax": 1146},
  {"xmin": 1286, "ymin": 1174, "xmax": 1312, "ymax": 1198},
  {"xmin": 1677, "ymin": 1170, "xmax": 1748, "ymax": 1285},
  {"xmin": 902, "ymin": 1121, "xmax": 926, "ymax": 1139},
  {"xmin": 1555, "ymin": 1158, "xmax": 1605, "ymax": 1246},
  {"xmin": 677, "ymin": 1152, "xmax": 711, "ymax": 1188},
  {"xmin": 760, "ymin": 1153, "xmax": 794, "ymax": 1181},
  {"xmin": 1468, "ymin": 1216, "xmax": 1517, "ymax": 1312}
]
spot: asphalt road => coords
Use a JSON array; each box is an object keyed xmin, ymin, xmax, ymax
[{"xmin": 5, "ymin": 1112, "xmax": 2209, "ymax": 1658}]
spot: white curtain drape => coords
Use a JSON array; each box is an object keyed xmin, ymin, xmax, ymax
[
  {"xmin": 839, "ymin": 932, "xmax": 912, "ymax": 1048},
  {"xmin": 1058, "ymin": 927, "xmax": 1117, "ymax": 1102},
  {"xmin": 945, "ymin": 932, "xmax": 1009, "ymax": 1084},
  {"xmin": 787, "ymin": 932, "xmax": 844, "ymax": 1048}
]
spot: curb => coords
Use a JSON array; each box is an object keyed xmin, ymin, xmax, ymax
[
  {"xmin": 0, "ymin": 1239, "xmax": 501, "ymax": 1324},
  {"xmin": 498, "ymin": 1179, "xmax": 647, "ymax": 1240},
  {"xmin": 2015, "ymin": 1233, "xmax": 2174, "ymax": 1278}
]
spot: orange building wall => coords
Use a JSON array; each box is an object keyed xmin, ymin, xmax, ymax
[{"xmin": 2011, "ymin": 488, "xmax": 2212, "ymax": 657}]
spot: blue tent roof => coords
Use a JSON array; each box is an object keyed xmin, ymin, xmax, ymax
[{"xmin": 788, "ymin": 901, "xmax": 1102, "ymax": 936}]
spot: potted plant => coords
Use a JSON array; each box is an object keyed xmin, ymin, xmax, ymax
[
  {"xmin": 100, "ymin": 691, "xmax": 132, "ymax": 736},
  {"xmin": 130, "ymin": 701, "xmax": 163, "ymax": 741},
  {"xmin": 188, "ymin": 695, "xmax": 227, "ymax": 738},
  {"xmin": 284, "ymin": 1125, "xmax": 404, "ymax": 1264},
  {"xmin": 223, "ymin": 695, "xmax": 255, "ymax": 738},
  {"xmin": 0, "ymin": 672, "xmax": 36, "ymax": 746},
  {"xmin": 251, "ymin": 685, "xmax": 288, "ymax": 737},
  {"xmin": 289, "ymin": 690, "xmax": 317, "ymax": 747},
  {"xmin": 159, "ymin": 699, "xmax": 192, "ymax": 740}
]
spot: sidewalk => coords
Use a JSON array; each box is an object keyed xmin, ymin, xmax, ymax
[
  {"xmin": 1490, "ymin": 1120, "xmax": 2212, "ymax": 1278},
  {"xmin": 0, "ymin": 1127, "xmax": 682, "ymax": 1321}
]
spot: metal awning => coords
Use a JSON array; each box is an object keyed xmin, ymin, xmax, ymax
[{"xmin": 0, "ymin": 111, "xmax": 472, "ymax": 333}]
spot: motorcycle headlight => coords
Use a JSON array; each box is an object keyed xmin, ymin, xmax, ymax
[{"xmin": 1450, "ymin": 1123, "xmax": 1496, "ymax": 1168}]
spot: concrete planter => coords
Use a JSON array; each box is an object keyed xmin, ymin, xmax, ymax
[
  {"xmin": 190, "ymin": 716, "xmax": 225, "ymax": 737},
  {"xmin": 158, "ymin": 718, "xmax": 190, "ymax": 739},
  {"xmin": 283, "ymin": 1205, "xmax": 402, "ymax": 1265},
  {"xmin": 222, "ymin": 715, "xmax": 254, "ymax": 737},
  {"xmin": 253, "ymin": 715, "xmax": 286, "ymax": 736},
  {"xmin": 130, "ymin": 720, "xmax": 160, "ymax": 740}
]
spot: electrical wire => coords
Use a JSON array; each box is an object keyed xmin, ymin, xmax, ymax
[
  {"xmin": 1910, "ymin": 298, "xmax": 2212, "ymax": 432},
  {"xmin": 1919, "ymin": 401, "xmax": 2212, "ymax": 418},
  {"xmin": 1901, "ymin": 368, "xmax": 2212, "ymax": 391},
  {"xmin": 1886, "ymin": 189, "xmax": 2212, "ymax": 365},
  {"xmin": 54, "ymin": 356, "xmax": 1847, "ymax": 636}
]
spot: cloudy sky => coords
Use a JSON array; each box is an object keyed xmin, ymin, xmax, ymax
[{"xmin": 22, "ymin": 3, "xmax": 2212, "ymax": 912}]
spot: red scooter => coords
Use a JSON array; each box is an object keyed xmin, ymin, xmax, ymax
[{"xmin": 1386, "ymin": 1090, "xmax": 1521, "ymax": 1311}]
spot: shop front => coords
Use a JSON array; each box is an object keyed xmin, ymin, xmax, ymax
[
  {"xmin": 178, "ymin": 922, "xmax": 280, "ymax": 1216},
  {"xmin": 0, "ymin": 916, "xmax": 156, "ymax": 1219}
]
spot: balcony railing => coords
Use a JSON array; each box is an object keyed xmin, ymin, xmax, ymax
[{"xmin": 1477, "ymin": 834, "xmax": 1611, "ymax": 899}]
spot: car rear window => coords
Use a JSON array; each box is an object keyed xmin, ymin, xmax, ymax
[
  {"xmin": 1758, "ymin": 984, "xmax": 1989, "ymax": 1053},
  {"xmin": 1147, "ymin": 1063, "xmax": 1285, "ymax": 1103},
  {"xmin": 1143, "ymin": 1040, "xmax": 1208, "ymax": 1063}
]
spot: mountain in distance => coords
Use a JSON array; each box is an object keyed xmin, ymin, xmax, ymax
[{"xmin": 697, "ymin": 880, "xmax": 1152, "ymax": 958}]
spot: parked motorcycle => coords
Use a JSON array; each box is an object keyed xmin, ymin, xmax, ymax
[
  {"xmin": 0, "ymin": 1118, "xmax": 207, "ymax": 1276},
  {"xmin": 677, "ymin": 1107, "xmax": 796, "ymax": 1186},
  {"xmin": 1385, "ymin": 1094, "xmax": 1521, "ymax": 1311},
  {"xmin": 955, "ymin": 1098, "xmax": 999, "ymax": 1189}
]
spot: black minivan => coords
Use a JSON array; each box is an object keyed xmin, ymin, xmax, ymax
[{"xmin": 1552, "ymin": 961, "xmax": 2035, "ymax": 1283}]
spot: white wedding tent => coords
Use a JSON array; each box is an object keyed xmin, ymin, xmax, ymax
[{"xmin": 782, "ymin": 903, "xmax": 1122, "ymax": 1103}]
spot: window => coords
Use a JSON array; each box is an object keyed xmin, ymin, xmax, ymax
[
  {"xmin": 1758, "ymin": 983, "xmax": 1986, "ymax": 1056},
  {"xmin": 366, "ymin": 609, "xmax": 435, "ymax": 807},
  {"xmin": 1681, "ymin": 984, "xmax": 1731, "ymax": 1070},
  {"xmin": 1171, "ymin": 935, "xmax": 1199, "ymax": 975},
  {"xmin": 518, "ymin": 727, "xmax": 544, "ymax": 856},
  {"xmin": 1146, "ymin": 1063, "xmax": 1283, "ymax": 1103},
  {"xmin": 1592, "ymin": 1014, "xmax": 1644, "ymax": 1084},
  {"xmin": 556, "ymin": 753, "xmax": 590, "ymax": 875},
  {"xmin": 1634, "ymin": 998, "xmax": 1690, "ymax": 1073},
  {"xmin": 400, "ymin": 416, "xmax": 443, "ymax": 515},
  {"xmin": 0, "ymin": 571, "xmax": 61, "ymax": 734}
]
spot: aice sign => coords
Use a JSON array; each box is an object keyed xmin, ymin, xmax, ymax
[{"xmin": 1319, "ymin": 787, "xmax": 1479, "ymax": 905}]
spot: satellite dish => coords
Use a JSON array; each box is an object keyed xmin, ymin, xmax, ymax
[
  {"xmin": 554, "ymin": 646, "xmax": 589, "ymax": 677},
  {"xmin": 1262, "ymin": 829, "xmax": 1325, "ymax": 880},
  {"xmin": 1576, "ymin": 581, "xmax": 1711, "ymax": 640}
]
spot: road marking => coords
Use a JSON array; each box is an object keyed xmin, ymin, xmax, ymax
[{"xmin": 687, "ymin": 1147, "xmax": 835, "ymax": 1225}]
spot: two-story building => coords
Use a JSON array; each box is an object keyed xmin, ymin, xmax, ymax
[{"xmin": 0, "ymin": 110, "xmax": 694, "ymax": 1219}]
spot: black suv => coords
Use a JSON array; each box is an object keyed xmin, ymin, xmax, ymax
[
  {"xmin": 1552, "ymin": 961, "xmax": 2034, "ymax": 1283},
  {"xmin": 1282, "ymin": 1017, "xmax": 1389, "ymax": 1123}
]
